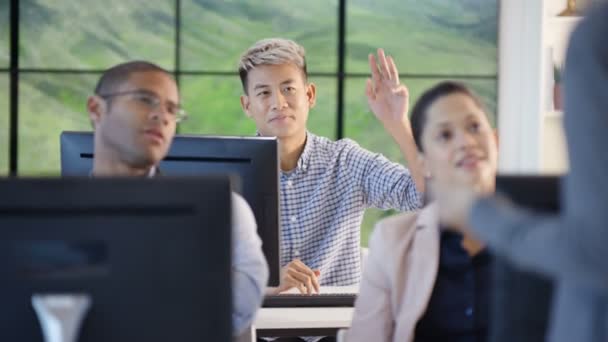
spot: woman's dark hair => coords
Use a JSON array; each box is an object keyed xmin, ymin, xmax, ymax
[{"xmin": 410, "ymin": 81, "xmax": 485, "ymax": 152}]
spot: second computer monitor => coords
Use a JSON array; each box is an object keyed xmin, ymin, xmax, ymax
[{"xmin": 60, "ymin": 131, "xmax": 281, "ymax": 286}]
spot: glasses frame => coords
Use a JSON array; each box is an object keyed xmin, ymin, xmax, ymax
[{"xmin": 98, "ymin": 89, "xmax": 188, "ymax": 123}]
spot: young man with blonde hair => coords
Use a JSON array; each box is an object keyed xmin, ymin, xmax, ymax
[{"xmin": 239, "ymin": 38, "xmax": 424, "ymax": 295}]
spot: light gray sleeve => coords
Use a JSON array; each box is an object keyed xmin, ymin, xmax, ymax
[
  {"xmin": 468, "ymin": 7, "xmax": 608, "ymax": 290},
  {"xmin": 230, "ymin": 193, "xmax": 269, "ymax": 335},
  {"xmin": 470, "ymin": 196, "xmax": 608, "ymax": 290}
]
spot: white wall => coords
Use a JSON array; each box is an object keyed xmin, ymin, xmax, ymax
[
  {"xmin": 498, "ymin": 0, "xmax": 573, "ymax": 174},
  {"xmin": 498, "ymin": 0, "xmax": 544, "ymax": 173}
]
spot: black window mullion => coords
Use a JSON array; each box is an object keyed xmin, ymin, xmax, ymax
[
  {"xmin": 174, "ymin": 0, "xmax": 182, "ymax": 134},
  {"xmin": 9, "ymin": 0, "xmax": 19, "ymax": 176},
  {"xmin": 336, "ymin": 0, "xmax": 346, "ymax": 140},
  {"xmin": 174, "ymin": 0, "xmax": 181, "ymax": 88}
]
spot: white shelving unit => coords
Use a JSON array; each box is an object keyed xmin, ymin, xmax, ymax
[
  {"xmin": 541, "ymin": 1, "xmax": 581, "ymax": 173},
  {"xmin": 498, "ymin": 0, "xmax": 582, "ymax": 174}
]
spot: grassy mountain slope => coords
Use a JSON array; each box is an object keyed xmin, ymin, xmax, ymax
[{"xmin": 0, "ymin": 0, "xmax": 498, "ymax": 244}]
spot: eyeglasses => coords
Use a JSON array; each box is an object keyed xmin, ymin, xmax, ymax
[{"xmin": 98, "ymin": 90, "xmax": 188, "ymax": 123}]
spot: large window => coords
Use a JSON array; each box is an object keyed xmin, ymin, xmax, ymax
[
  {"xmin": 4, "ymin": 0, "xmax": 498, "ymax": 245},
  {"xmin": 19, "ymin": 1, "xmax": 175, "ymax": 69},
  {"xmin": 18, "ymin": 74, "xmax": 96, "ymax": 175},
  {"xmin": 180, "ymin": 0, "xmax": 338, "ymax": 72}
]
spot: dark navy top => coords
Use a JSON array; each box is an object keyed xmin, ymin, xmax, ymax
[{"xmin": 414, "ymin": 231, "xmax": 492, "ymax": 342}]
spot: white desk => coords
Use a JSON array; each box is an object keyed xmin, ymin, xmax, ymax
[
  {"xmin": 255, "ymin": 286, "xmax": 356, "ymax": 337},
  {"xmin": 255, "ymin": 307, "xmax": 354, "ymax": 337}
]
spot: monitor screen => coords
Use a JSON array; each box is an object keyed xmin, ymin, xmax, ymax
[
  {"xmin": 491, "ymin": 175, "xmax": 560, "ymax": 342},
  {"xmin": 0, "ymin": 177, "xmax": 232, "ymax": 342},
  {"xmin": 60, "ymin": 131, "xmax": 281, "ymax": 286}
]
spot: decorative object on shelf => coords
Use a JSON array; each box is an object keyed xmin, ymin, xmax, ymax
[
  {"xmin": 553, "ymin": 65, "xmax": 563, "ymax": 111},
  {"xmin": 558, "ymin": 0, "xmax": 579, "ymax": 16}
]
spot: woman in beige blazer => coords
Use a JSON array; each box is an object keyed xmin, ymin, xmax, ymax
[{"xmin": 341, "ymin": 81, "xmax": 498, "ymax": 342}]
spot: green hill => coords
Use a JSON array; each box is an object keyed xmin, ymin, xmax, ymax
[{"xmin": 0, "ymin": 0, "xmax": 498, "ymax": 245}]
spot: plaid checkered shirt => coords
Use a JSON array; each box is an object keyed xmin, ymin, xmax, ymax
[{"xmin": 279, "ymin": 131, "xmax": 422, "ymax": 286}]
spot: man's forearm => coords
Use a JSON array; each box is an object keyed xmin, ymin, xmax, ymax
[{"xmin": 385, "ymin": 121, "xmax": 425, "ymax": 193}]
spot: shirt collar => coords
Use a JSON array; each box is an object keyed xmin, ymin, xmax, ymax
[
  {"xmin": 147, "ymin": 166, "xmax": 158, "ymax": 178},
  {"xmin": 89, "ymin": 166, "xmax": 158, "ymax": 178},
  {"xmin": 295, "ymin": 131, "xmax": 314, "ymax": 172},
  {"xmin": 256, "ymin": 131, "xmax": 314, "ymax": 173}
]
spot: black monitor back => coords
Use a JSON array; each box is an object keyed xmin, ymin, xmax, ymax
[
  {"xmin": 60, "ymin": 131, "xmax": 280, "ymax": 286},
  {"xmin": 0, "ymin": 177, "xmax": 232, "ymax": 342},
  {"xmin": 491, "ymin": 175, "xmax": 560, "ymax": 342}
]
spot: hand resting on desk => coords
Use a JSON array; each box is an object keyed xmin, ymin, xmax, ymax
[{"xmin": 268, "ymin": 259, "xmax": 321, "ymax": 295}]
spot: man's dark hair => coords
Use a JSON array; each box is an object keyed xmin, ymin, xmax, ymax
[
  {"xmin": 410, "ymin": 81, "xmax": 486, "ymax": 152},
  {"xmin": 94, "ymin": 60, "xmax": 172, "ymax": 96}
]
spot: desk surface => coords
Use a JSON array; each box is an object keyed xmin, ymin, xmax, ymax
[
  {"xmin": 255, "ymin": 307, "xmax": 354, "ymax": 330},
  {"xmin": 255, "ymin": 285, "xmax": 357, "ymax": 337},
  {"xmin": 269, "ymin": 285, "xmax": 359, "ymax": 295}
]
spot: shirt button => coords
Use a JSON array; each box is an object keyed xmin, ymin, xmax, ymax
[
  {"xmin": 290, "ymin": 216, "xmax": 297, "ymax": 223},
  {"xmin": 294, "ymin": 250, "xmax": 300, "ymax": 257},
  {"xmin": 465, "ymin": 307, "xmax": 474, "ymax": 317},
  {"xmin": 286, "ymin": 180, "xmax": 293, "ymax": 188}
]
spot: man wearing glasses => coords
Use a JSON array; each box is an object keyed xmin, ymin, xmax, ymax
[
  {"xmin": 87, "ymin": 61, "xmax": 186, "ymax": 177},
  {"xmin": 87, "ymin": 60, "xmax": 269, "ymax": 336}
]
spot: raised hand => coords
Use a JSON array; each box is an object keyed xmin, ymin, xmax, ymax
[
  {"xmin": 366, "ymin": 48, "xmax": 410, "ymax": 127},
  {"xmin": 366, "ymin": 48, "xmax": 425, "ymax": 193}
]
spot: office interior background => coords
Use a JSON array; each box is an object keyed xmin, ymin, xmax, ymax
[{"xmin": 0, "ymin": 0, "xmax": 498, "ymax": 245}]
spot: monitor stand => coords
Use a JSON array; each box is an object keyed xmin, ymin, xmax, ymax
[{"xmin": 32, "ymin": 294, "xmax": 91, "ymax": 342}]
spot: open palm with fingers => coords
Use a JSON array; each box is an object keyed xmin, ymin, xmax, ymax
[
  {"xmin": 366, "ymin": 48, "xmax": 410, "ymax": 127},
  {"xmin": 364, "ymin": 48, "xmax": 425, "ymax": 194}
]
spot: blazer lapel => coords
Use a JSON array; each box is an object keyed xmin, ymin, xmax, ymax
[{"xmin": 400, "ymin": 203, "xmax": 441, "ymax": 340}]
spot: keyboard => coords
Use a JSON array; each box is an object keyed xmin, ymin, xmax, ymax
[{"xmin": 262, "ymin": 293, "xmax": 357, "ymax": 308}]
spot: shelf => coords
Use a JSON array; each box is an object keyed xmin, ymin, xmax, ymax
[
  {"xmin": 545, "ymin": 110, "xmax": 563, "ymax": 118},
  {"xmin": 544, "ymin": 16, "xmax": 582, "ymax": 63},
  {"xmin": 547, "ymin": 17, "xmax": 582, "ymax": 39},
  {"xmin": 549, "ymin": 16, "xmax": 582, "ymax": 23},
  {"xmin": 547, "ymin": 16, "xmax": 582, "ymax": 31}
]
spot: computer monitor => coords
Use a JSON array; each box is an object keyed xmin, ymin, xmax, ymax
[
  {"xmin": 0, "ymin": 177, "xmax": 232, "ymax": 341},
  {"xmin": 60, "ymin": 131, "xmax": 280, "ymax": 286},
  {"xmin": 491, "ymin": 175, "xmax": 561, "ymax": 342}
]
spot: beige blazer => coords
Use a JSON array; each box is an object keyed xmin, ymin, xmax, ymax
[{"xmin": 342, "ymin": 204, "xmax": 441, "ymax": 342}]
